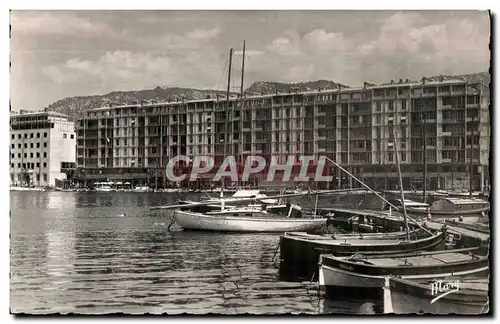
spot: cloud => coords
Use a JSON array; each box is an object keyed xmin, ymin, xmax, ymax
[
  {"xmin": 257, "ymin": 12, "xmax": 489, "ymax": 85},
  {"xmin": 42, "ymin": 65, "xmax": 78, "ymax": 84},
  {"xmin": 30, "ymin": 11, "xmax": 490, "ymax": 110},
  {"xmin": 139, "ymin": 26, "xmax": 223, "ymax": 51},
  {"xmin": 11, "ymin": 11, "xmax": 121, "ymax": 39},
  {"xmin": 41, "ymin": 49, "xmax": 225, "ymax": 94},
  {"xmin": 234, "ymin": 50, "xmax": 265, "ymax": 56},
  {"xmin": 355, "ymin": 12, "xmax": 490, "ymax": 80},
  {"xmin": 186, "ymin": 27, "xmax": 221, "ymax": 40}
]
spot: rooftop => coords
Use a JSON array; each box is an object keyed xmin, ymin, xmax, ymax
[
  {"xmin": 10, "ymin": 110, "xmax": 70, "ymax": 118},
  {"xmin": 82, "ymin": 77, "xmax": 484, "ymax": 113}
]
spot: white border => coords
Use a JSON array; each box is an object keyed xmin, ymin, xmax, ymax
[{"xmin": 2, "ymin": 2, "xmax": 498, "ymax": 324}]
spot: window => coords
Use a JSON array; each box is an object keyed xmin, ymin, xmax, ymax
[
  {"xmin": 36, "ymin": 133, "xmax": 40, "ymax": 138},
  {"xmin": 11, "ymin": 134, "xmax": 14, "ymax": 139},
  {"xmin": 36, "ymin": 143, "xmax": 40, "ymax": 148},
  {"xmin": 36, "ymin": 152, "xmax": 40, "ymax": 158},
  {"xmin": 18, "ymin": 134, "xmax": 21, "ymax": 139},
  {"xmin": 388, "ymin": 152, "xmax": 393, "ymax": 162},
  {"xmin": 17, "ymin": 153, "xmax": 20, "ymax": 158},
  {"xmin": 24, "ymin": 143, "xmax": 27, "ymax": 148},
  {"xmin": 401, "ymin": 100, "xmax": 407, "ymax": 110},
  {"xmin": 43, "ymin": 143, "xmax": 47, "ymax": 148},
  {"xmin": 24, "ymin": 153, "xmax": 27, "ymax": 158},
  {"xmin": 11, "ymin": 144, "xmax": 14, "ymax": 149},
  {"xmin": 24, "ymin": 133, "xmax": 27, "ymax": 138},
  {"xmin": 11, "ymin": 153, "xmax": 14, "ymax": 158},
  {"xmin": 30, "ymin": 153, "xmax": 33, "ymax": 158},
  {"xmin": 43, "ymin": 152, "xmax": 47, "ymax": 158},
  {"xmin": 389, "ymin": 101, "xmax": 394, "ymax": 111},
  {"xmin": 17, "ymin": 163, "xmax": 21, "ymax": 168},
  {"xmin": 63, "ymin": 133, "xmax": 67, "ymax": 139},
  {"xmin": 30, "ymin": 133, "xmax": 34, "ymax": 138},
  {"xmin": 36, "ymin": 162, "xmax": 40, "ymax": 168},
  {"xmin": 17, "ymin": 144, "xmax": 21, "ymax": 148},
  {"xmin": 10, "ymin": 163, "xmax": 14, "ymax": 168},
  {"xmin": 43, "ymin": 162, "xmax": 47, "ymax": 168},
  {"xmin": 43, "ymin": 174, "xmax": 47, "ymax": 181},
  {"xmin": 70, "ymin": 134, "xmax": 74, "ymax": 139},
  {"xmin": 30, "ymin": 143, "xmax": 34, "ymax": 148},
  {"xmin": 43, "ymin": 132, "xmax": 47, "ymax": 138}
]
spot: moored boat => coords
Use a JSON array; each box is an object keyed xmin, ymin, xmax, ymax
[
  {"xmin": 318, "ymin": 247, "xmax": 489, "ymax": 293},
  {"xmin": 279, "ymin": 230, "xmax": 446, "ymax": 281},
  {"xmin": 383, "ymin": 276, "xmax": 490, "ymax": 314},
  {"xmin": 173, "ymin": 208, "xmax": 326, "ymax": 233},
  {"xmin": 392, "ymin": 197, "xmax": 490, "ymax": 221}
]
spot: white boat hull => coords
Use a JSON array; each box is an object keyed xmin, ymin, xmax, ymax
[
  {"xmin": 319, "ymin": 264, "xmax": 490, "ymax": 290},
  {"xmin": 10, "ymin": 187, "xmax": 46, "ymax": 192},
  {"xmin": 319, "ymin": 264, "xmax": 384, "ymax": 289},
  {"xmin": 174, "ymin": 210, "xmax": 326, "ymax": 233}
]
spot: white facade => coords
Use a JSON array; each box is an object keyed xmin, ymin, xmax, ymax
[{"xmin": 10, "ymin": 111, "xmax": 76, "ymax": 187}]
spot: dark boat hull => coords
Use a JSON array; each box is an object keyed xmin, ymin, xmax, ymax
[
  {"xmin": 279, "ymin": 231, "xmax": 446, "ymax": 282},
  {"xmin": 384, "ymin": 277, "xmax": 490, "ymax": 314}
]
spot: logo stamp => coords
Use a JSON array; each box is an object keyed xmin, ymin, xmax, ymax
[{"xmin": 429, "ymin": 280, "xmax": 460, "ymax": 304}]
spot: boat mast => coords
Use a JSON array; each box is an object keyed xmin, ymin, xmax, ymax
[
  {"xmin": 223, "ymin": 48, "xmax": 233, "ymax": 196},
  {"xmin": 393, "ymin": 127, "xmax": 410, "ymax": 241},
  {"xmin": 423, "ymin": 118, "xmax": 427, "ymax": 203},
  {"xmin": 421, "ymin": 80, "xmax": 427, "ymax": 204},
  {"xmin": 239, "ymin": 40, "xmax": 246, "ymax": 185}
]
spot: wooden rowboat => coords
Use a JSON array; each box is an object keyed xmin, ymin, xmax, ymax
[
  {"xmin": 318, "ymin": 248, "xmax": 489, "ymax": 293},
  {"xmin": 279, "ymin": 230, "xmax": 446, "ymax": 281}
]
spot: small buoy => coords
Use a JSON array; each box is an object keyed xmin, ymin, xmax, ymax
[{"xmin": 117, "ymin": 213, "xmax": 126, "ymax": 217}]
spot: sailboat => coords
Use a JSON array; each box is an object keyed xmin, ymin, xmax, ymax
[{"xmin": 149, "ymin": 42, "xmax": 350, "ymax": 233}]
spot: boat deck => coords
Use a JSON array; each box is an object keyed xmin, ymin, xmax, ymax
[
  {"xmin": 312, "ymin": 238, "xmax": 403, "ymax": 246},
  {"xmin": 424, "ymin": 221, "xmax": 490, "ymax": 242},
  {"xmin": 323, "ymin": 208, "xmax": 407, "ymax": 223},
  {"xmin": 357, "ymin": 252, "xmax": 480, "ymax": 267}
]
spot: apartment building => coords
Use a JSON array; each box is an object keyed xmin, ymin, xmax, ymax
[
  {"xmin": 10, "ymin": 110, "xmax": 77, "ymax": 187},
  {"xmin": 75, "ymin": 77, "xmax": 490, "ymax": 191}
]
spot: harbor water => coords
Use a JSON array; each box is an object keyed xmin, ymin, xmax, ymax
[{"xmin": 10, "ymin": 191, "xmax": 383, "ymax": 315}]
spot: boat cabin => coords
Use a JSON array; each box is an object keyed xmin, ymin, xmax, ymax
[{"xmin": 430, "ymin": 198, "xmax": 490, "ymax": 213}]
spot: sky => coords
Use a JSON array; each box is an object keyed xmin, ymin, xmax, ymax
[{"xmin": 10, "ymin": 10, "xmax": 491, "ymax": 111}]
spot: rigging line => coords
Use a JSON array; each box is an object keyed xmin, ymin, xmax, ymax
[{"xmin": 217, "ymin": 58, "xmax": 229, "ymax": 93}]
